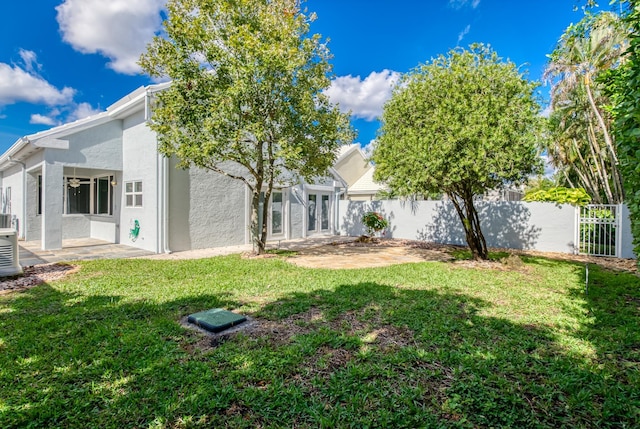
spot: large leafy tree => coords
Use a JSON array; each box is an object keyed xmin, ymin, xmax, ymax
[
  {"xmin": 139, "ymin": 0, "xmax": 353, "ymax": 253},
  {"xmin": 543, "ymin": 11, "xmax": 628, "ymax": 204},
  {"xmin": 603, "ymin": 0, "xmax": 640, "ymax": 259},
  {"xmin": 373, "ymin": 45, "xmax": 542, "ymax": 260}
]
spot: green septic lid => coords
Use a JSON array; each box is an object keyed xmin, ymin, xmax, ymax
[{"xmin": 187, "ymin": 308, "xmax": 247, "ymax": 333}]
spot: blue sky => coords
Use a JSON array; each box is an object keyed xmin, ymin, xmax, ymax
[{"xmin": 0, "ymin": 0, "xmax": 606, "ymax": 154}]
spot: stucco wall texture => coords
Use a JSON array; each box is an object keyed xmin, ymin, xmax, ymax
[{"xmin": 168, "ymin": 159, "xmax": 247, "ymax": 252}]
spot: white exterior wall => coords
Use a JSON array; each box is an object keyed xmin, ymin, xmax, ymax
[
  {"xmin": 25, "ymin": 172, "xmax": 40, "ymax": 241},
  {"xmin": 120, "ymin": 110, "xmax": 159, "ymax": 252},
  {"xmin": 620, "ymin": 204, "xmax": 636, "ymax": 259},
  {"xmin": 46, "ymin": 121, "xmax": 123, "ymax": 170},
  {"xmin": 167, "ymin": 159, "xmax": 247, "ymax": 251},
  {"xmin": 339, "ymin": 200, "xmax": 581, "ymax": 254}
]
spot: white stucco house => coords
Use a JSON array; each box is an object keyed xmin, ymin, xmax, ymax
[{"xmin": 0, "ymin": 83, "xmax": 347, "ymax": 253}]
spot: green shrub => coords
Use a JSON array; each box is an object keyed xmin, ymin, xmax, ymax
[{"xmin": 523, "ymin": 186, "xmax": 591, "ymax": 206}]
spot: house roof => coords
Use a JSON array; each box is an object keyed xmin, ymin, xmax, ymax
[
  {"xmin": 0, "ymin": 82, "xmax": 170, "ymax": 172},
  {"xmin": 334, "ymin": 143, "xmax": 363, "ymax": 165},
  {"xmin": 348, "ymin": 167, "xmax": 386, "ymax": 195}
]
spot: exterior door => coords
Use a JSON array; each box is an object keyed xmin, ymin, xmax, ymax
[{"xmin": 307, "ymin": 193, "xmax": 331, "ymax": 234}]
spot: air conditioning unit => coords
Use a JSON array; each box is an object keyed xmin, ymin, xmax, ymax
[
  {"xmin": 0, "ymin": 214, "xmax": 11, "ymax": 229},
  {"xmin": 0, "ymin": 228, "xmax": 22, "ymax": 277}
]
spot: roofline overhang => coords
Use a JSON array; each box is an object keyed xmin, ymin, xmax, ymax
[{"xmin": 0, "ymin": 82, "xmax": 171, "ymax": 172}]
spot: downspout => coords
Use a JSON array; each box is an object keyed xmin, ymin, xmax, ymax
[
  {"xmin": 8, "ymin": 156, "xmax": 26, "ymax": 240},
  {"xmin": 146, "ymin": 89, "xmax": 172, "ymax": 254},
  {"xmin": 162, "ymin": 156, "xmax": 170, "ymax": 254},
  {"xmin": 334, "ymin": 188, "xmax": 346, "ymax": 236}
]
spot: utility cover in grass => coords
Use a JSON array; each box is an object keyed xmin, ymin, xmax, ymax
[{"xmin": 187, "ymin": 308, "xmax": 247, "ymax": 333}]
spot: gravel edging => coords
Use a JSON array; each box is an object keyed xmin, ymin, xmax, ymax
[{"xmin": 0, "ymin": 263, "xmax": 78, "ymax": 294}]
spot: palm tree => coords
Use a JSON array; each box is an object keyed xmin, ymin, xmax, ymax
[{"xmin": 544, "ymin": 11, "xmax": 628, "ymax": 204}]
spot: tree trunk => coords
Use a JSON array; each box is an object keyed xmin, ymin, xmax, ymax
[
  {"xmin": 260, "ymin": 185, "xmax": 273, "ymax": 255},
  {"xmin": 250, "ymin": 187, "xmax": 265, "ymax": 254},
  {"xmin": 585, "ymin": 79, "xmax": 618, "ymax": 165},
  {"xmin": 448, "ymin": 187, "xmax": 488, "ymax": 260}
]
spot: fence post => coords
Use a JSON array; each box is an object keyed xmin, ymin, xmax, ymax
[
  {"xmin": 574, "ymin": 205, "xmax": 580, "ymax": 255},
  {"xmin": 616, "ymin": 203, "xmax": 623, "ymax": 258}
]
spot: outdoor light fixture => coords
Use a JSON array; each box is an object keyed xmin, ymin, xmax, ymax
[{"xmin": 111, "ymin": 178, "xmax": 117, "ymax": 186}]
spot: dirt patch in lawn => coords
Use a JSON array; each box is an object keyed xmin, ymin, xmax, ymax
[
  {"xmin": 180, "ymin": 305, "xmax": 416, "ymax": 354},
  {"xmin": 286, "ymin": 238, "xmax": 637, "ymax": 274},
  {"xmin": 286, "ymin": 239, "xmax": 458, "ymax": 269}
]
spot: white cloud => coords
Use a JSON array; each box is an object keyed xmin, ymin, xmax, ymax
[
  {"xmin": 0, "ymin": 62, "xmax": 75, "ymax": 106},
  {"xmin": 19, "ymin": 49, "xmax": 41, "ymax": 74},
  {"xmin": 541, "ymin": 105, "xmax": 552, "ymax": 118},
  {"xmin": 56, "ymin": 0, "xmax": 165, "ymax": 75},
  {"xmin": 449, "ymin": 0, "xmax": 481, "ymax": 9},
  {"xmin": 457, "ymin": 24, "xmax": 471, "ymax": 45},
  {"xmin": 541, "ymin": 152, "xmax": 556, "ymax": 178},
  {"xmin": 69, "ymin": 102, "xmax": 103, "ymax": 121},
  {"xmin": 28, "ymin": 102, "xmax": 102, "ymax": 128},
  {"xmin": 30, "ymin": 114, "xmax": 59, "ymax": 126},
  {"xmin": 325, "ymin": 70, "xmax": 401, "ymax": 121},
  {"xmin": 361, "ymin": 140, "xmax": 376, "ymax": 159}
]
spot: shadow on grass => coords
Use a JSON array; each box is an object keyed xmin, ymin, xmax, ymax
[
  {"xmin": 1, "ymin": 264, "xmax": 639, "ymax": 428},
  {"xmin": 252, "ymin": 280, "xmax": 640, "ymax": 427},
  {"xmin": 0, "ymin": 283, "xmax": 241, "ymax": 428}
]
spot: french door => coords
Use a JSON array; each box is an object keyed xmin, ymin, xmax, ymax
[{"xmin": 307, "ymin": 193, "xmax": 331, "ymax": 234}]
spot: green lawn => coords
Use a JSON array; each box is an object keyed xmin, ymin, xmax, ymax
[{"xmin": 1, "ymin": 253, "xmax": 639, "ymax": 428}]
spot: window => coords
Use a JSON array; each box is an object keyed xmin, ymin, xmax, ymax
[
  {"xmin": 125, "ymin": 181, "xmax": 143, "ymax": 208},
  {"xmin": 39, "ymin": 174, "xmax": 114, "ymax": 215},
  {"xmin": 94, "ymin": 176, "xmax": 113, "ymax": 215},
  {"xmin": 66, "ymin": 177, "xmax": 91, "ymax": 214},
  {"xmin": 321, "ymin": 194, "xmax": 329, "ymax": 230},
  {"xmin": 307, "ymin": 194, "xmax": 317, "ymax": 231},
  {"xmin": 258, "ymin": 190, "xmax": 285, "ymax": 237},
  {"xmin": 271, "ymin": 191, "xmax": 283, "ymax": 235}
]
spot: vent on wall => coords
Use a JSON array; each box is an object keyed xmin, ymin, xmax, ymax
[{"xmin": 0, "ymin": 229, "xmax": 22, "ymax": 277}]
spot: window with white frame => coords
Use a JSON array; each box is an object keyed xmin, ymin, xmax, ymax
[
  {"xmin": 125, "ymin": 181, "xmax": 143, "ymax": 207},
  {"xmin": 94, "ymin": 176, "xmax": 113, "ymax": 215},
  {"xmin": 66, "ymin": 177, "xmax": 91, "ymax": 214},
  {"xmin": 63, "ymin": 175, "xmax": 114, "ymax": 215}
]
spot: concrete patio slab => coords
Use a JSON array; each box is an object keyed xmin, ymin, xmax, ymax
[
  {"xmin": 17, "ymin": 235, "xmax": 353, "ymax": 266},
  {"xmin": 19, "ymin": 238, "xmax": 155, "ymax": 266}
]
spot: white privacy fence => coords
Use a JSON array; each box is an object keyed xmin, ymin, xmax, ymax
[{"xmin": 338, "ymin": 200, "xmax": 636, "ymax": 259}]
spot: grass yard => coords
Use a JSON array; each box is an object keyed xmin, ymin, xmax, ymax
[{"xmin": 1, "ymin": 253, "xmax": 639, "ymax": 428}]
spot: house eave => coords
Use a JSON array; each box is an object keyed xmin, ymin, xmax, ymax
[
  {"xmin": 0, "ymin": 112, "xmax": 112, "ymax": 172},
  {"xmin": 107, "ymin": 82, "xmax": 171, "ymax": 120}
]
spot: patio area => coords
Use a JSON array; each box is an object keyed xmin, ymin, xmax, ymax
[
  {"xmin": 17, "ymin": 236, "xmax": 354, "ymax": 267},
  {"xmin": 18, "ymin": 238, "xmax": 156, "ymax": 266}
]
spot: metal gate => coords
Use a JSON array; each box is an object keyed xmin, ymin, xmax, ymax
[{"xmin": 577, "ymin": 204, "xmax": 621, "ymax": 257}]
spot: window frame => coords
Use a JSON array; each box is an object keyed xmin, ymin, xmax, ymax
[
  {"xmin": 38, "ymin": 174, "xmax": 115, "ymax": 216},
  {"xmin": 125, "ymin": 180, "xmax": 143, "ymax": 208}
]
